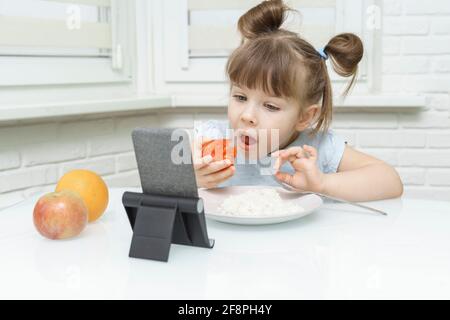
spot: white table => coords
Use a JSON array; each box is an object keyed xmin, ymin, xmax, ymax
[{"xmin": 1, "ymin": 187, "xmax": 449, "ymax": 299}]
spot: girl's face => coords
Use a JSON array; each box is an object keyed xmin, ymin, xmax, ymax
[{"xmin": 228, "ymin": 84, "xmax": 302, "ymax": 158}]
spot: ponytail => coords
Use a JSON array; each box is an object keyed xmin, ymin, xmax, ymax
[{"xmin": 315, "ymin": 33, "xmax": 364, "ymax": 133}]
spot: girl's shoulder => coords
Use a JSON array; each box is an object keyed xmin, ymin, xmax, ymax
[
  {"xmin": 289, "ymin": 129, "xmax": 347, "ymax": 173},
  {"xmin": 289, "ymin": 128, "xmax": 344, "ymax": 146}
]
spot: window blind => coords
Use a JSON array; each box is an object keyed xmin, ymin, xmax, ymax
[
  {"xmin": 0, "ymin": 0, "xmax": 112, "ymax": 55},
  {"xmin": 0, "ymin": 0, "xmax": 130, "ymax": 86},
  {"xmin": 187, "ymin": 0, "xmax": 337, "ymax": 58}
]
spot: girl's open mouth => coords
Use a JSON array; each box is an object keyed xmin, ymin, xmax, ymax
[{"xmin": 239, "ymin": 133, "xmax": 257, "ymax": 151}]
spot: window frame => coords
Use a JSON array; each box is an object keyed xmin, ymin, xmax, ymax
[
  {"xmin": 159, "ymin": 0, "xmax": 381, "ymax": 95},
  {"xmin": 0, "ymin": 0, "xmax": 134, "ymax": 87}
]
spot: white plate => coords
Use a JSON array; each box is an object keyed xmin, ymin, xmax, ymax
[{"xmin": 198, "ymin": 186, "xmax": 323, "ymax": 225}]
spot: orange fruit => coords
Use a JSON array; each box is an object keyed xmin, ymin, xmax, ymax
[{"xmin": 55, "ymin": 170, "xmax": 109, "ymax": 223}]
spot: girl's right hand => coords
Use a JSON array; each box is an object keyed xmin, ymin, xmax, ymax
[{"xmin": 192, "ymin": 138, "xmax": 236, "ymax": 189}]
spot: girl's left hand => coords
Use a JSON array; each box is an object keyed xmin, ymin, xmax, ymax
[{"xmin": 271, "ymin": 145, "xmax": 326, "ymax": 194}]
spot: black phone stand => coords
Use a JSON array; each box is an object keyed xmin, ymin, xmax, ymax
[{"xmin": 122, "ymin": 191, "xmax": 214, "ymax": 262}]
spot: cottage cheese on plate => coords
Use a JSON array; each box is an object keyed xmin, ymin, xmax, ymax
[{"xmin": 217, "ymin": 188, "xmax": 304, "ymax": 217}]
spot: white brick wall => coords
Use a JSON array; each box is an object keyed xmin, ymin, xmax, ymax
[
  {"xmin": 378, "ymin": 0, "xmax": 450, "ymax": 200},
  {"xmin": 0, "ymin": 1, "xmax": 449, "ymax": 208},
  {"xmin": 403, "ymin": 0, "xmax": 450, "ymax": 15}
]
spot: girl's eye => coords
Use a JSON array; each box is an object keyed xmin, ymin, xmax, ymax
[
  {"xmin": 233, "ymin": 95, "xmax": 247, "ymax": 102},
  {"xmin": 265, "ymin": 104, "xmax": 280, "ymax": 111}
]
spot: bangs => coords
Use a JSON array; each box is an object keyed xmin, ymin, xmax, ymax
[{"xmin": 226, "ymin": 38, "xmax": 303, "ymax": 99}]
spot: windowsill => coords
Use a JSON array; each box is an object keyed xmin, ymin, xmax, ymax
[
  {"xmin": 172, "ymin": 94, "xmax": 427, "ymax": 110},
  {"xmin": 334, "ymin": 95, "xmax": 427, "ymax": 110},
  {"xmin": 0, "ymin": 93, "xmax": 427, "ymax": 124},
  {"xmin": 0, "ymin": 95, "xmax": 173, "ymax": 123}
]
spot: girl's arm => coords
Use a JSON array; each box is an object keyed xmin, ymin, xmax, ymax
[
  {"xmin": 273, "ymin": 145, "xmax": 403, "ymax": 202},
  {"xmin": 323, "ymin": 146, "xmax": 403, "ymax": 202}
]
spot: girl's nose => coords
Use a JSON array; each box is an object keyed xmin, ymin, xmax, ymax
[{"xmin": 240, "ymin": 105, "xmax": 258, "ymax": 126}]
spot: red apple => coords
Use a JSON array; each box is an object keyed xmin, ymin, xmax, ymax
[{"xmin": 33, "ymin": 190, "xmax": 88, "ymax": 240}]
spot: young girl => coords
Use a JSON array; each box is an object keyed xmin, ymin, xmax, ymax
[{"xmin": 193, "ymin": 0, "xmax": 403, "ymax": 202}]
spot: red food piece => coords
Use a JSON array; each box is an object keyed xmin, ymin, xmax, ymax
[{"xmin": 202, "ymin": 139, "xmax": 237, "ymax": 163}]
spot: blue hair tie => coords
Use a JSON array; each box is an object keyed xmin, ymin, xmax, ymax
[{"xmin": 317, "ymin": 48, "xmax": 328, "ymax": 60}]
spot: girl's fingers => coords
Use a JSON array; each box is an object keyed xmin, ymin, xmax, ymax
[
  {"xmin": 193, "ymin": 154, "xmax": 213, "ymax": 170},
  {"xmin": 215, "ymin": 166, "xmax": 236, "ymax": 184},
  {"xmin": 273, "ymin": 147, "xmax": 309, "ymax": 172},
  {"xmin": 205, "ymin": 165, "xmax": 235, "ymax": 183},
  {"xmin": 270, "ymin": 150, "xmax": 281, "ymax": 158},
  {"xmin": 199, "ymin": 159, "xmax": 232, "ymax": 175},
  {"xmin": 303, "ymin": 145, "xmax": 317, "ymax": 159},
  {"xmin": 283, "ymin": 147, "xmax": 307, "ymax": 159},
  {"xmin": 193, "ymin": 136, "xmax": 217, "ymax": 168},
  {"xmin": 274, "ymin": 171, "xmax": 295, "ymax": 187}
]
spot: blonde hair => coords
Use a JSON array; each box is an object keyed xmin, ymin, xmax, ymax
[{"xmin": 226, "ymin": 0, "xmax": 364, "ymax": 134}]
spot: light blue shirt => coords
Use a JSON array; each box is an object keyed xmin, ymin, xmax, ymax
[{"xmin": 216, "ymin": 127, "xmax": 347, "ymax": 188}]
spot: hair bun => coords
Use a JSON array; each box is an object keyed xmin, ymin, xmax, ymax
[
  {"xmin": 237, "ymin": 0, "xmax": 289, "ymax": 40},
  {"xmin": 325, "ymin": 33, "xmax": 364, "ymax": 96}
]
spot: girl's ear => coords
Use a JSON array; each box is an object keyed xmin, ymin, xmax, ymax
[{"xmin": 295, "ymin": 104, "xmax": 320, "ymax": 131}]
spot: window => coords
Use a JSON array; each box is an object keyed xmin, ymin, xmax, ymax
[
  {"xmin": 0, "ymin": 0, "xmax": 133, "ymax": 86},
  {"xmin": 158, "ymin": 0, "xmax": 381, "ymax": 96}
]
